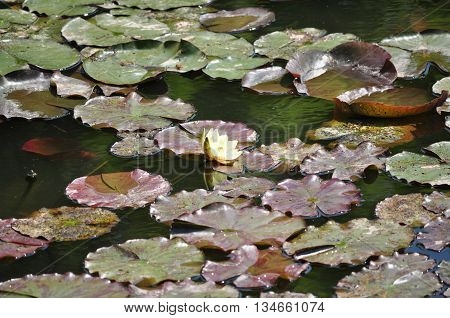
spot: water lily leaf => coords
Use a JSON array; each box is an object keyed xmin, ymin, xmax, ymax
[
  {"xmin": 202, "ymin": 245, "xmax": 309, "ymax": 288},
  {"xmin": 301, "ymin": 142, "xmax": 387, "ymax": 181},
  {"xmin": 0, "ymin": 273, "xmax": 130, "ymax": 298},
  {"xmin": 306, "ymin": 120, "xmax": 416, "ymax": 148},
  {"xmin": 0, "ymin": 9, "xmax": 37, "ymax": 30},
  {"xmin": 12, "ymin": 206, "xmax": 119, "ymax": 242},
  {"xmin": 433, "ymin": 76, "xmax": 450, "ymax": 96},
  {"xmin": 154, "ymin": 120, "xmax": 257, "ymax": 156},
  {"xmin": 0, "ymin": 49, "xmax": 27, "ymax": 76},
  {"xmin": 438, "ymin": 261, "xmax": 450, "ymax": 285},
  {"xmin": 424, "ymin": 141, "xmax": 450, "ymax": 163},
  {"xmin": 199, "ymin": 8, "xmax": 275, "ymax": 33},
  {"xmin": 147, "ymin": 7, "xmax": 213, "ymax": 33},
  {"xmin": 262, "ymin": 175, "xmax": 360, "ymax": 218},
  {"xmin": 283, "ymin": 218, "xmax": 414, "ymax": 266},
  {"xmin": 117, "ymin": 0, "xmax": 214, "ymax": 11},
  {"xmin": 83, "ymin": 40, "xmax": 208, "ymax": 85},
  {"xmin": 74, "ymin": 92, "xmax": 195, "ymax": 132},
  {"xmin": 85, "ymin": 237, "xmax": 205, "ymax": 286},
  {"xmin": 130, "ymin": 279, "xmax": 239, "ymax": 298},
  {"xmin": 375, "ymin": 193, "xmax": 437, "ymax": 227},
  {"xmin": 213, "ymin": 177, "xmax": 276, "ymax": 198},
  {"xmin": 149, "ymin": 189, "xmax": 251, "ymax": 222},
  {"xmin": 110, "ymin": 135, "xmax": 159, "ymax": 158},
  {"xmin": 336, "ymin": 253, "xmax": 441, "ymax": 297},
  {"xmin": 241, "ymin": 150, "xmax": 280, "ymax": 173},
  {"xmin": 23, "ymin": 0, "xmax": 104, "ymax": 17},
  {"xmin": 0, "ymin": 39, "xmax": 80, "ymax": 71},
  {"xmin": 174, "ymin": 203, "xmax": 306, "ymax": 251},
  {"xmin": 66, "ymin": 169, "xmax": 170, "ymax": 209},
  {"xmin": 241, "ymin": 67, "xmax": 292, "ymax": 95},
  {"xmin": 380, "ymin": 31, "xmax": 450, "ymax": 78},
  {"xmin": 286, "ymin": 42, "xmax": 397, "ymax": 101},
  {"xmin": 254, "ymin": 29, "xmax": 357, "ymax": 60},
  {"xmin": 0, "ymin": 219, "xmax": 48, "ymax": 260},
  {"xmin": 203, "ymin": 56, "xmax": 270, "ymax": 80},
  {"xmin": 261, "ymin": 291, "xmax": 316, "ymax": 298},
  {"xmin": 385, "ymin": 142, "xmax": 450, "ymax": 186},
  {"xmin": 423, "ymin": 191, "xmax": 450, "ymax": 218},
  {"xmin": 22, "ymin": 137, "xmax": 94, "ymax": 159},
  {"xmin": 417, "ymin": 217, "xmax": 449, "ymax": 251}
]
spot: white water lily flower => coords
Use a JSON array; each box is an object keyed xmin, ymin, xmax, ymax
[{"xmin": 201, "ymin": 128, "xmax": 242, "ymax": 165}]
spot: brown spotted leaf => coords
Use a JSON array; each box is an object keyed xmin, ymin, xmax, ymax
[{"xmin": 417, "ymin": 217, "xmax": 449, "ymax": 251}]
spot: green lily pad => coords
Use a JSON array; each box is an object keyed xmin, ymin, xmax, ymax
[
  {"xmin": 283, "ymin": 218, "xmax": 414, "ymax": 266},
  {"xmin": 85, "ymin": 237, "xmax": 205, "ymax": 286},
  {"xmin": 0, "ymin": 50, "xmax": 27, "ymax": 76},
  {"xmin": 336, "ymin": 253, "xmax": 441, "ymax": 297},
  {"xmin": 83, "ymin": 40, "xmax": 207, "ymax": 85},
  {"xmin": 375, "ymin": 193, "xmax": 438, "ymax": 227},
  {"xmin": 423, "ymin": 191, "xmax": 450, "ymax": 218},
  {"xmin": 12, "ymin": 206, "xmax": 119, "ymax": 242},
  {"xmin": 213, "ymin": 177, "xmax": 276, "ymax": 198},
  {"xmin": 146, "ymin": 7, "xmax": 214, "ymax": 33},
  {"xmin": 204, "ymin": 56, "xmax": 270, "ymax": 80},
  {"xmin": 0, "ymin": 9, "xmax": 37, "ymax": 29},
  {"xmin": 0, "ymin": 273, "xmax": 130, "ymax": 298},
  {"xmin": 385, "ymin": 141, "xmax": 450, "ymax": 186},
  {"xmin": 242, "ymin": 66, "xmax": 293, "ymax": 95},
  {"xmin": 417, "ymin": 217, "xmax": 449, "ymax": 251},
  {"xmin": 23, "ymin": 0, "xmax": 104, "ymax": 17},
  {"xmin": 117, "ymin": 0, "xmax": 214, "ymax": 11}
]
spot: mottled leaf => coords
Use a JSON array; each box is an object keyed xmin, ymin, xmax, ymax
[
  {"xmin": 261, "ymin": 291, "xmax": 315, "ymax": 298},
  {"xmin": 417, "ymin": 217, "xmax": 449, "ymax": 251},
  {"xmin": 110, "ymin": 135, "xmax": 159, "ymax": 158},
  {"xmin": 23, "ymin": 0, "xmax": 104, "ymax": 17},
  {"xmin": 438, "ymin": 261, "xmax": 450, "ymax": 285},
  {"xmin": 423, "ymin": 191, "xmax": 450, "ymax": 218},
  {"xmin": 213, "ymin": 177, "xmax": 276, "ymax": 198}
]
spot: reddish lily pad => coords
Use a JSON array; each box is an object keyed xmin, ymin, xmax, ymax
[
  {"xmin": 0, "ymin": 273, "xmax": 130, "ymax": 298},
  {"xmin": 417, "ymin": 217, "xmax": 449, "ymax": 251},
  {"xmin": 202, "ymin": 245, "xmax": 309, "ymax": 288},
  {"xmin": 0, "ymin": 219, "xmax": 48, "ymax": 260},
  {"xmin": 213, "ymin": 177, "xmax": 276, "ymax": 198},
  {"xmin": 149, "ymin": 189, "xmax": 251, "ymax": 222},
  {"xmin": 423, "ymin": 191, "xmax": 450, "ymax": 218},
  {"xmin": 66, "ymin": 169, "xmax": 171, "ymax": 209},
  {"xmin": 173, "ymin": 203, "xmax": 306, "ymax": 251},
  {"xmin": 262, "ymin": 175, "xmax": 360, "ymax": 218},
  {"xmin": 301, "ymin": 142, "xmax": 387, "ymax": 181},
  {"xmin": 21, "ymin": 137, "xmax": 94, "ymax": 159},
  {"xmin": 241, "ymin": 67, "xmax": 292, "ymax": 95}
]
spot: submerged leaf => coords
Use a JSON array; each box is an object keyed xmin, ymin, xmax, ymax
[
  {"xmin": 203, "ymin": 56, "xmax": 270, "ymax": 80},
  {"xmin": 85, "ymin": 237, "xmax": 205, "ymax": 286},
  {"xmin": 213, "ymin": 177, "xmax": 276, "ymax": 198},
  {"xmin": 241, "ymin": 67, "xmax": 292, "ymax": 95},
  {"xmin": 66, "ymin": 169, "xmax": 171, "ymax": 209},
  {"xmin": 417, "ymin": 217, "xmax": 449, "ymax": 251},
  {"xmin": 423, "ymin": 191, "xmax": 450, "ymax": 218}
]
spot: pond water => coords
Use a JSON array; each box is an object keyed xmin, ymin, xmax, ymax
[{"xmin": 0, "ymin": 0, "xmax": 449, "ymax": 297}]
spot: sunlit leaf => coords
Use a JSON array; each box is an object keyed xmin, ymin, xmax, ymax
[{"xmin": 417, "ymin": 217, "xmax": 449, "ymax": 251}]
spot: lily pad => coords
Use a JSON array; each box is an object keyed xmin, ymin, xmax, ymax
[
  {"xmin": 149, "ymin": 189, "xmax": 251, "ymax": 222},
  {"xmin": 74, "ymin": 92, "xmax": 195, "ymax": 132},
  {"xmin": 117, "ymin": 0, "xmax": 214, "ymax": 11},
  {"xmin": 203, "ymin": 56, "xmax": 270, "ymax": 80},
  {"xmin": 0, "ymin": 9, "xmax": 37, "ymax": 30},
  {"xmin": 0, "ymin": 219, "xmax": 48, "ymax": 260},
  {"xmin": 85, "ymin": 237, "xmax": 205, "ymax": 286},
  {"xmin": 213, "ymin": 177, "xmax": 276, "ymax": 198},
  {"xmin": 423, "ymin": 192, "xmax": 450, "ymax": 218},
  {"xmin": 12, "ymin": 206, "xmax": 119, "ymax": 242},
  {"xmin": 301, "ymin": 142, "xmax": 387, "ymax": 181},
  {"xmin": 375, "ymin": 193, "xmax": 437, "ymax": 227},
  {"xmin": 22, "ymin": 137, "xmax": 94, "ymax": 158},
  {"xmin": 202, "ymin": 245, "xmax": 309, "ymax": 288},
  {"xmin": 262, "ymin": 175, "xmax": 360, "ymax": 218},
  {"xmin": 130, "ymin": 279, "xmax": 239, "ymax": 298},
  {"xmin": 283, "ymin": 218, "xmax": 414, "ymax": 266},
  {"xmin": 199, "ymin": 8, "xmax": 275, "ymax": 33},
  {"xmin": 306, "ymin": 120, "xmax": 416, "ymax": 148},
  {"xmin": 66, "ymin": 169, "xmax": 171, "ymax": 209},
  {"xmin": 433, "ymin": 76, "xmax": 450, "ymax": 96},
  {"xmin": 0, "ymin": 273, "xmax": 130, "ymax": 298},
  {"xmin": 417, "ymin": 217, "xmax": 449, "ymax": 251},
  {"xmin": 254, "ymin": 29, "xmax": 357, "ymax": 60},
  {"xmin": 174, "ymin": 203, "xmax": 306, "ymax": 251},
  {"xmin": 23, "ymin": 0, "xmax": 104, "ymax": 17},
  {"xmin": 147, "ymin": 7, "xmax": 213, "ymax": 33},
  {"xmin": 438, "ymin": 261, "xmax": 450, "ymax": 285},
  {"xmin": 385, "ymin": 142, "xmax": 450, "ymax": 186},
  {"xmin": 0, "ymin": 50, "xmax": 27, "ymax": 76},
  {"xmin": 336, "ymin": 253, "xmax": 441, "ymax": 297},
  {"xmin": 83, "ymin": 40, "xmax": 208, "ymax": 85},
  {"xmin": 261, "ymin": 291, "xmax": 316, "ymax": 298},
  {"xmin": 241, "ymin": 67, "xmax": 292, "ymax": 95},
  {"xmin": 110, "ymin": 134, "xmax": 159, "ymax": 158}
]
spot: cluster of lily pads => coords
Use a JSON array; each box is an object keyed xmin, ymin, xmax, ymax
[{"xmin": 0, "ymin": 0, "xmax": 449, "ymax": 298}]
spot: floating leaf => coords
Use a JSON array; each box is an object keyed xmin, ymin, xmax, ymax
[
  {"xmin": 22, "ymin": 137, "xmax": 94, "ymax": 159},
  {"xmin": 0, "ymin": 273, "xmax": 130, "ymax": 298},
  {"xmin": 261, "ymin": 291, "xmax": 316, "ymax": 298},
  {"xmin": 0, "ymin": 219, "xmax": 48, "ymax": 260},
  {"xmin": 203, "ymin": 56, "xmax": 270, "ymax": 80},
  {"xmin": 74, "ymin": 92, "xmax": 195, "ymax": 132},
  {"xmin": 306, "ymin": 120, "xmax": 416, "ymax": 148},
  {"xmin": 202, "ymin": 245, "xmax": 309, "ymax": 288},
  {"xmin": 423, "ymin": 191, "xmax": 450, "ymax": 218},
  {"xmin": 149, "ymin": 189, "xmax": 251, "ymax": 222},
  {"xmin": 110, "ymin": 135, "xmax": 159, "ymax": 158},
  {"xmin": 12, "ymin": 206, "xmax": 119, "ymax": 242},
  {"xmin": 0, "ymin": 9, "xmax": 37, "ymax": 29},
  {"xmin": 262, "ymin": 175, "xmax": 360, "ymax": 218},
  {"xmin": 254, "ymin": 29, "xmax": 357, "ymax": 60},
  {"xmin": 83, "ymin": 40, "xmax": 208, "ymax": 85},
  {"xmin": 199, "ymin": 8, "xmax": 275, "ymax": 33},
  {"xmin": 283, "ymin": 218, "xmax": 414, "ymax": 266},
  {"xmin": 241, "ymin": 67, "xmax": 292, "ymax": 95},
  {"xmin": 0, "ymin": 50, "xmax": 27, "ymax": 76},
  {"xmin": 174, "ymin": 203, "xmax": 306, "ymax": 251},
  {"xmin": 375, "ymin": 193, "xmax": 437, "ymax": 227},
  {"xmin": 336, "ymin": 253, "xmax": 441, "ymax": 297},
  {"xmin": 417, "ymin": 217, "xmax": 449, "ymax": 251},
  {"xmin": 385, "ymin": 142, "xmax": 450, "ymax": 186},
  {"xmin": 147, "ymin": 7, "xmax": 213, "ymax": 33},
  {"xmin": 438, "ymin": 261, "xmax": 450, "ymax": 285},
  {"xmin": 433, "ymin": 76, "xmax": 450, "ymax": 96},
  {"xmin": 23, "ymin": 0, "xmax": 104, "ymax": 17},
  {"xmin": 301, "ymin": 142, "xmax": 387, "ymax": 181},
  {"xmin": 117, "ymin": 0, "xmax": 214, "ymax": 11},
  {"xmin": 66, "ymin": 169, "xmax": 171, "ymax": 209},
  {"xmin": 85, "ymin": 237, "xmax": 205, "ymax": 286},
  {"xmin": 131, "ymin": 279, "xmax": 239, "ymax": 298},
  {"xmin": 213, "ymin": 177, "xmax": 276, "ymax": 198}
]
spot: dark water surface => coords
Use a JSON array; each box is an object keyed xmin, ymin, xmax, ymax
[{"xmin": 0, "ymin": 0, "xmax": 449, "ymax": 297}]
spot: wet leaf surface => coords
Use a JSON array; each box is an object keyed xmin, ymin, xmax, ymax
[
  {"xmin": 203, "ymin": 56, "xmax": 270, "ymax": 80},
  {"xmin": 213, "ymin": 177, "xmax": 276, "ymax": 198},
  {"xmin": 423, "ymin": 191, "xmax": 450, "ymax": 218},
  {"xmin": 417, "ymin": 217, "xmax": 449, "ymax": 251},
  {"xmin": 437, "ymin": 261, "xmax": 450, "ymax": 285},
  {"xmin": 241, "ymin": 67, "xmax": 292, "ymax": 95}
]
